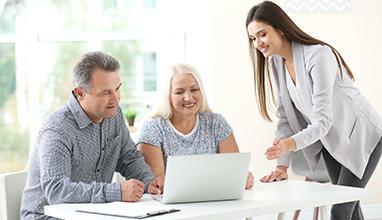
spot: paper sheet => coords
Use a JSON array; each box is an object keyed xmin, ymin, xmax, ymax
[{"xmin": 76, "ymin": 197, "xmax": 172, "ymax": 217}]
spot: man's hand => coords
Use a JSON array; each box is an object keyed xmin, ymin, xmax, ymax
[
  {"xmin": 120, "ymin": 179, "xmax": 145, "ymax": 202},
  {"xmin": 147, "ymin": 176, "xmax": 164, "ymax": 195},
  {"xmin": 260, "ymin": 166, "xmax": 288, "ymax": 182},
  {"xmin": 245, "ymin": 171, "xmax": 254, "ymax": 189},
  {"xmin": 265, "ymin": 138, "xmax": 296, "ymax": 160}
]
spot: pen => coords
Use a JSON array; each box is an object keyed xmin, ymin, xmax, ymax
[{"xmin": 147, "ymin": 209, "xmax": 180, "ymax": 216}]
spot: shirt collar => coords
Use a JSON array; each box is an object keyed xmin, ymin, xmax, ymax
[{"xmin": 68, "ymin": 91, "xmax": 94, "ymax": 129}]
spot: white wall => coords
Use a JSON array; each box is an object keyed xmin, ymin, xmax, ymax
[{"xmin": 210, "ymin": 0, "xmax": 382, "ymax": 203}]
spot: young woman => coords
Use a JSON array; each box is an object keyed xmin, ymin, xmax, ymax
[
  {"xmin": 246, "ymin": 1, "xmax": 382, "ymax": 219},
  {"xmin": 137, "ymin": 63, "xmax": 254, "ymax": 190}
]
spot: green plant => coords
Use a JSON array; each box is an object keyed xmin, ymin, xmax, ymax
[{"xmin": 123, "ymin": 109, "xmax": 137, "ymax": 126}]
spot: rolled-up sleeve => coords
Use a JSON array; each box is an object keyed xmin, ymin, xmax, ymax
[{"xmin": 116, "ymin": 123, "xmax": 155, "ymax": 192}]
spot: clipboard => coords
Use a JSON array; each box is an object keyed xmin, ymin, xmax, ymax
[{"xmin": 76, "ymin": 208, "xmax": 180, "ymax": 219}]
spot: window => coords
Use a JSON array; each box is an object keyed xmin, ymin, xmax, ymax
[
  {"xmin": 0, "ymin": 42, "xmax": 27, "ymax": 173},
  {"xmin": 0, "ymin": 0, "xmax": 185, "ymax": 173},
  {"xmin": 142, "ymin": 52, "xmax": 157, "ymax": 92}
]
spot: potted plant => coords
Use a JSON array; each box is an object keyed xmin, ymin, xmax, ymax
[{"xmin": 123, "ymin": 109, "xmax": 137, "ymax": 127}]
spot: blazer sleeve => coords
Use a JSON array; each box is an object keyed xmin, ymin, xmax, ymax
[
  {"xmin": 276, "ymin": 87, "xmax": 296, "ymax": 166},
  {"xmin": 275, "ymin": 99, "xmax": 293, "ymax": 167},
  {"xmin": 291, "ymin": 47, "xmax": 337, "ymax": 149}
]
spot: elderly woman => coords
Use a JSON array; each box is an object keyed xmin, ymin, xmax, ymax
[{"xmin": 137, "ymin": 63, "xmax": 254, "ymax": 190}]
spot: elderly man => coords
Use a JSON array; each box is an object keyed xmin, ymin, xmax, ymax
[{"xmin": 21, "ymin": 51, "xmax": 161, "ymax": 219}]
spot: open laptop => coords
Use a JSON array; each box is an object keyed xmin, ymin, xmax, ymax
[{"xmin": 152, "ymin": 152, "xmax": 250, "ymax": 204}]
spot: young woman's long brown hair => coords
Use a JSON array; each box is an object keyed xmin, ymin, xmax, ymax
[{"xmin": 246, "ymin": 1, "xmax": 354, "ymax": 121}]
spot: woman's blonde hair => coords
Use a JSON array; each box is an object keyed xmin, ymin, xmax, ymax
[{"xmin": 150, "ymin": 63, "xmax": 212, "ymax": 118}]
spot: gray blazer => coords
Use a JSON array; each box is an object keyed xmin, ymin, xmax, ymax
[{"xmin": 270, "ymin": 42, "xmax": 382, "ymax": 179}]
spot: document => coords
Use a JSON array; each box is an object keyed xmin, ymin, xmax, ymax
[{"xmin": 75, "ymin": 197, "xmax": 180, "ymax": 219}]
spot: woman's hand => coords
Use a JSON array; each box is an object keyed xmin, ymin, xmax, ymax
[
  {"xmin": 147, "ymin": 176, "xmax": 164, "ymax": 195},
  {"xmin": 265, "ymin": 138, "xmax": 296, "ymax": 160},
  {"xmin": 260, "ymin": 166, "xmax": 288, "ymax": 182},
  {"xmin": 245, "ymin": 171, "xmax": 254, "ymax": 189}
]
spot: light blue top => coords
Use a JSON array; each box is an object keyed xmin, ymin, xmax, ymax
[{"xmin": 137, "ymin": 112, "xmax": 233, "ymax": 165}]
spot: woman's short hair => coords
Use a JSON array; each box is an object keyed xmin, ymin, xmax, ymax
[{"xmin": 151, "ymin": 63, "xmax": 212, "ymax": 118}]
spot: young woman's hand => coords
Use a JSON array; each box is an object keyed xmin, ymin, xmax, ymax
[
  {"xmin": 260, "ymin": 166, "xmax": 288, "ymax": 182},
  {"xmin": 245, "ymin": 171, "xmax": 254, "ymax": 189},
  {"xmin": 265, "ymin": 138, "xmax": 296, "ymax": 160}
]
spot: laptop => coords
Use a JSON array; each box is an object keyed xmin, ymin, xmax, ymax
[{"xmin": 152, "ymin": 152, "xmax": 250, "ymax": 204}]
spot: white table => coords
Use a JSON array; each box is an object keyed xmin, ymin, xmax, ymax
[{"xmin": 44, "ymin": 180, "xmax": 373, "ymax": 220}]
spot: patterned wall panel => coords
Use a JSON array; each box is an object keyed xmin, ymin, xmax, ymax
[{"xmin": 284, "ymin": 0, "xmax": 352, "ymax": 13}]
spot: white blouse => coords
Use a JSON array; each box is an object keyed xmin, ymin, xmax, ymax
[{"xmin": 285, "ymin": 65, "xmax": 311, "ymax": 122}]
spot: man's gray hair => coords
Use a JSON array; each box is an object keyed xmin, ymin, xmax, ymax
[{"xmin": 73, "ymin": 51, "xmax": 120, "ymax": 91}]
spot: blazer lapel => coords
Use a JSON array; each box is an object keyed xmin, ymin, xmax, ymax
[
  {"xmin": 292, "ymin": 42, "xmax": 313, "ymax": 117},
  {"xmin": 276, "ymin": 55, "xmax": 304, "ymax": 133}
]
